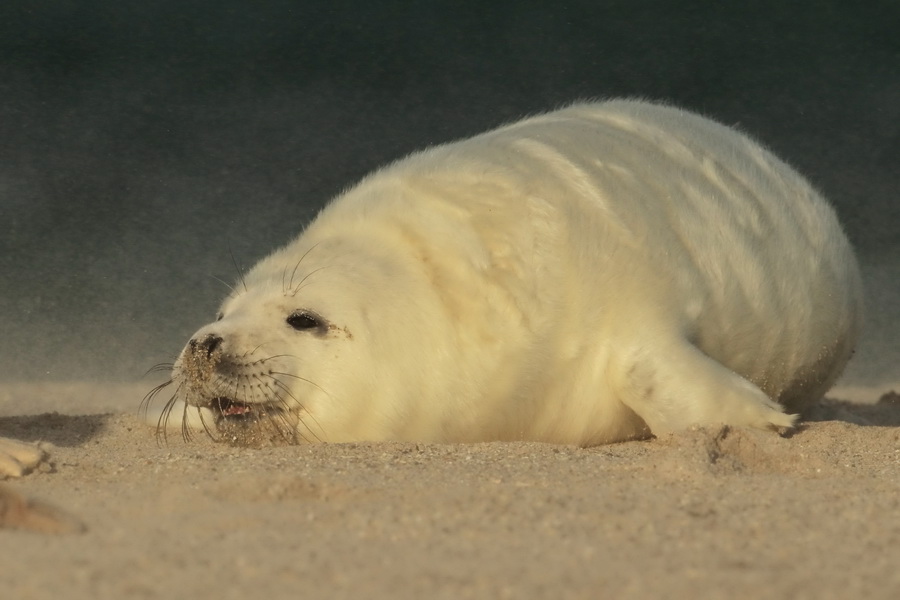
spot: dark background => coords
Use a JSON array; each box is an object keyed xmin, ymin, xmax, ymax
[{"xmin": 0, "ymin": 1, "xmax": 897, "ymax": 388}]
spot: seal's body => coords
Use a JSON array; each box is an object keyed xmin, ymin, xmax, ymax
[{"xmin": 159, "ymin": 100, "xmax": 862, "ymax": 446}]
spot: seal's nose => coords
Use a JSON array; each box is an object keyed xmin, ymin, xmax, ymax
[{"xmin": 190, "ymin": 334, "xmax": 223, "ymax": 359}]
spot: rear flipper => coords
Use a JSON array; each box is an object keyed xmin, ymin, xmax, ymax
[{"xmin": 615, "ymin": 339, "xmax": 796, "ymax": 436}]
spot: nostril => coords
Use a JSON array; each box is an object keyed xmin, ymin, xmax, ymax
[{"xmin": 191, "ymin": 334, "xmax": 223, "ymax": 358}]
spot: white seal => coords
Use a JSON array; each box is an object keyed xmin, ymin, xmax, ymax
[{"xmin": 148, "ymin": 99, "xmax": 862, "ymax": 446}]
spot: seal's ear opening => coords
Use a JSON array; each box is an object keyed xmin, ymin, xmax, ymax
[{"xmin": 287, "ymin": 310, "xmax": 324, "ymax": 332}]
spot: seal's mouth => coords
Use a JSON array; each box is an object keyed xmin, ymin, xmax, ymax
[
  {"xmin": 207, "ymin": 396, "xmax": 294, "ymax": 427},
  {"xmin": 212, "ymin": 397, "xmax": 255, "ymax": 418},
  {"xmin": 209, "ymin": 397, "xmax": 280, "ymax": 423},
  {"xmin": 193, "ymin": 395, "xmax": 300, "ymax": 446}
]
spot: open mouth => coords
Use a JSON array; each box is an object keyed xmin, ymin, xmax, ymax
[
  {"xmin": 206, "ymin": 396, "xmax": 291, "ymax": 426},
  {"xmin": 212, "ymin": 397, "xmax": 255, "ymax": 418},
  {"xmin": 202, "ymin": 396, "xmax": 299, "ymax": 446}
]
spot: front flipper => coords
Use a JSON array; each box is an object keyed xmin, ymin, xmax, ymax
[{"xmin": 614, "ymin": 339, "xmax": 796, "ymax": 436}]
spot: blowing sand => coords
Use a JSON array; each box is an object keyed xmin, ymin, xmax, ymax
[{"xmin": 1, "ymin": 382, "xmax": 899, "ymax": 599}]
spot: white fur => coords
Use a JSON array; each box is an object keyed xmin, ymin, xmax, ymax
[{"xmin": 172, "ymin": 100, "xmax": 862, "ymax": 445}]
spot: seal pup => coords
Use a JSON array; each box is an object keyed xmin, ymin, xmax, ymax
[{"xmin": 146, "ymin": 99, "xmax": 862, "ymax": 446}]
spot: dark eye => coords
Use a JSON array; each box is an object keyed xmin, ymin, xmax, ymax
[
  {"xmin": 287, "ymin": 311, "xmax": 322, "ymax": 331},
  {"xmin": 216, "ymin": 312, "xmax": 224, "ymax": 322}
]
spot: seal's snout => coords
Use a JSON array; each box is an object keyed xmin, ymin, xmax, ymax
[
  {"xmin": 190, "ymin": 334, "xmax": 223, "ymax": 359},
  {"xmin": 182, "ymin": 333, "xmax": 224, "ymax": 387}
]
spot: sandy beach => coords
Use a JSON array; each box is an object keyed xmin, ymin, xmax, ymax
[
  {"xmin": 2, "ymin": 382, "xmax": 899, "ymax": 599},
  {"xmin": 2, "ymin": 2, "xmax": 898, "ymax": 599}
]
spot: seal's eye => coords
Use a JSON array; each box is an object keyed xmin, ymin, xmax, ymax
[
  {"xmin": 216, "ymin": 312, "xmax": 224, "ymax": 322},
  {"xmin": 287, "ymin": 311, "xmax": 322, "ymax": 331}
]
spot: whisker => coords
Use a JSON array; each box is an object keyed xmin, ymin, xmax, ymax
[
  {"xmin": 287, "ymin": 243, "xmax": 321, "ymax": 291},
  {"xmin": 197, "ymin": 403, "xmax": 220, "ymax": 443},
  {"xmin": 140, "ymin": 378, "xmax": 185, "ymax": 448},
  {"xmin": 211, "ymin": 275, "xmax": 237, "ymax": 294},
  {"xmin": 271, "ymin": 376, "xmax": 324, "ymax": 443},
  {"xmin": 249, "ymin": 373, "xmax": 297, "ymax": 444},
  {"xmin": 256, "ymin": 353, "xmax": 299, "ymax": 363},
  {"xmin": 243, "ymin": 343, "xmax": 272, "ymax": 359},
  {"xmin": 143, "ymin": 362, "xmax": 176, "ymax": 377},
  {"xmin": 267, "ymin": 386, "xmax": 299, "ymax": 444},
  {"xmin": 270, "ymin": 371, "xmax": 333, "ymax": 399},
  {"xmin": 139, "ymin": 379, "xmax": 172, "ymax": 418},
  {"xmin": 229, "ymin": 246, "xmax": 248, "ymax": 292},
  {"xmin": 162, "ymin": 395, "xmax": 179, "ymax": 445},
  {"xmin": 181, "ymin": 403, "xmax": 198, "ymax": 444},
  {"xmin": 290, "ymin": 267, "xmax": 326, "ymax": 295}
]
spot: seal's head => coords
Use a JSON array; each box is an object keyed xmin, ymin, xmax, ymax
[
  {"xmin": 159, "ymin": 232, "xmax": 431, "ymax": 446},
  {"xmin": 151, "ymin": 180, "xmax": 525, "ymax": 445}
]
